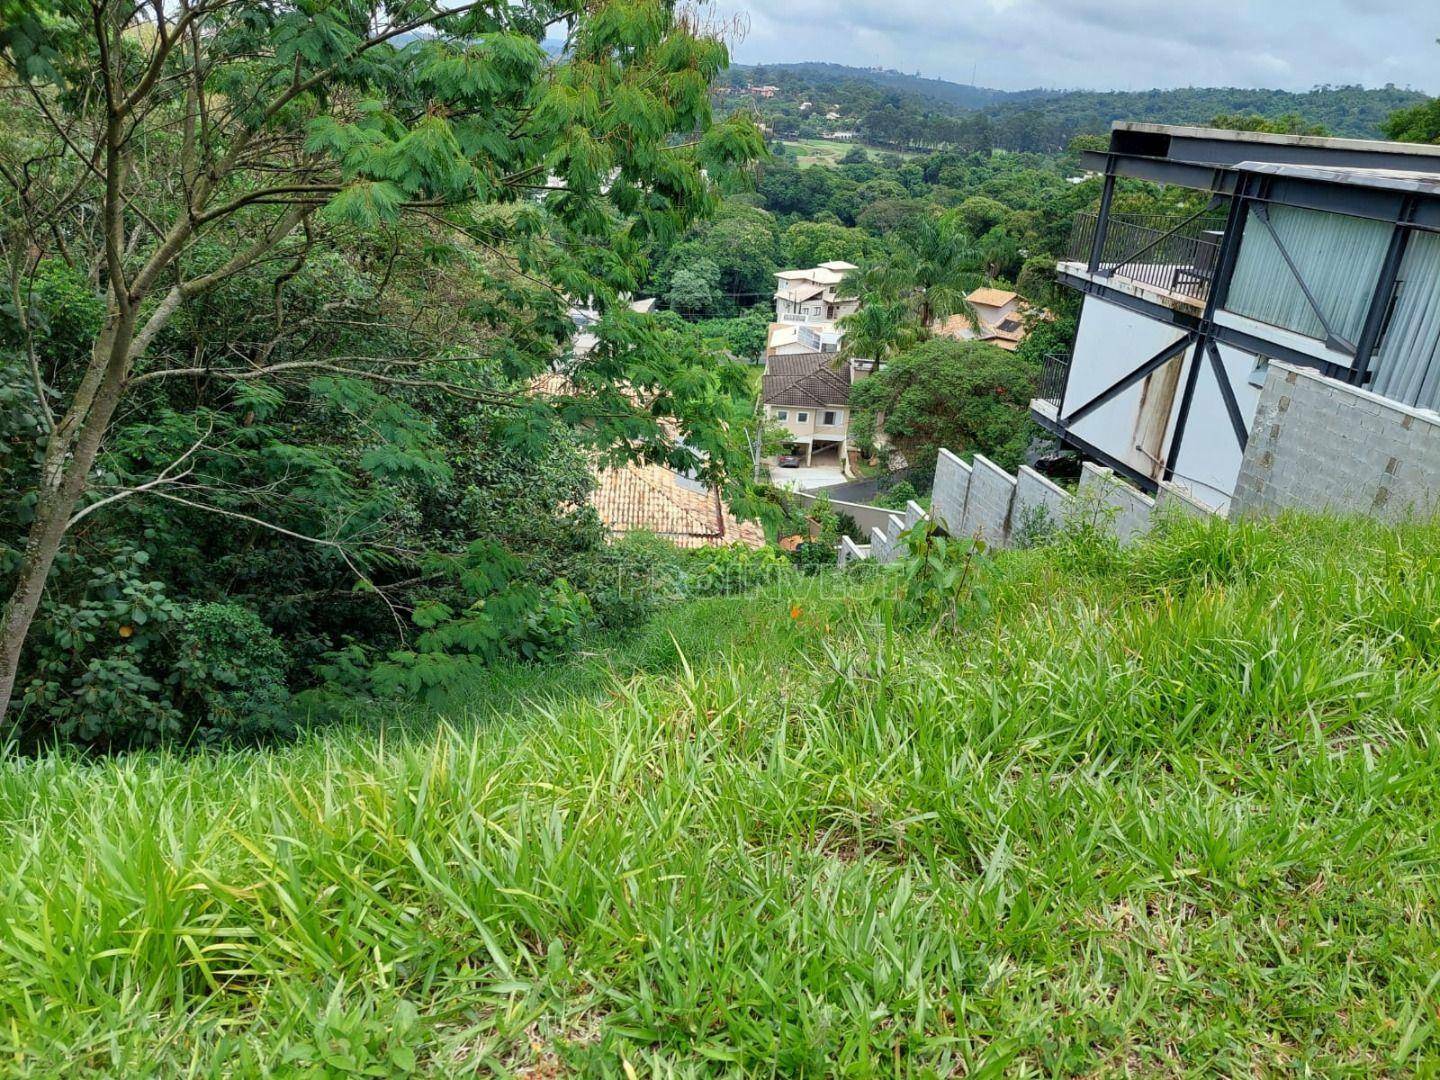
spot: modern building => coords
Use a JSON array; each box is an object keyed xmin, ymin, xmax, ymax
[
  {"xmin": 1035, "ymin": 123, "xmax": 1440, "ymax": 513},
  {"xmin": 773, "ymin": 262, "xmax": 860, "ymax": 325},
  {"xmin": 765, "ymin": 321, "xmax": 845, "ymax": 359}
]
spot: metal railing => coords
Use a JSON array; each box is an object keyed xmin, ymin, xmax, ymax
[
  {"xmin": 1067, "ymin": 212, "xmax": 1224, "ymax": 302},
  {"xmin": 1037, "ymin": 353, "xmax": 1070, "ymax": 410}
]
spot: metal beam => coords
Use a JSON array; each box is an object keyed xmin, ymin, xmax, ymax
[
  {"xmin": 1205, "ymin": 341, "xmax": 1250, "ymax": 449},
  {"xmin": 1029, "ymin": 409, "xmax": 1161, "ymax": 494},
  {"xmin": 1163, "ymin": 340, "xmax": 1205, "ymax": 480},
  {"xmin": 1089, "ymin": 167, "xmax": 1116, "ymax": 273},
  {"xmin": 1351, "ymin": 198, "xmax": 1418, "ymax": 386},
  {"xmin": 1250, "ymin": 204, "xmax": 1357, "ymax": 356},
  {"xmin": 1062, "ymin": 335, "xmax": 1194, "ymax": 426}
]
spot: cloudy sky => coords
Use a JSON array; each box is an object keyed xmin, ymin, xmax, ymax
[{"xmin": 721, "ymin": 1, "xmax": 1440, "ymax": 94}]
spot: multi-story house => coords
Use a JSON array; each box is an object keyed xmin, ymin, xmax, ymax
[
  {"xmin": 761, "ymin": 353, "xmax": 865, "ymax": 469},
  {"xmin": 765, "ymin": 321, "xmax": 845, "ymax": 359},
  {"xmin": 773, "ymin": 262, "xmax": 860, "ymax": 325},
  {"xmin": 1034, "ymin": 123, "xmax": 1440, "ymax": 512}
]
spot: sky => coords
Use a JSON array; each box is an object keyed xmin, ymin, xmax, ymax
[{"xmin": 720, "ymin": 0, "xmax": 1440, "ymax": 94}]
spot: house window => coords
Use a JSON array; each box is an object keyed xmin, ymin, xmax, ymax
[
  {"xmin": 775, "ymin": 409, "xmax": 788, "ymax": 421},
  {"xmin": 822, "ymin": 410, "xmax": 838, "ymax": 426},
  {"xmin": 796, "ymin": 411, "xmax": 809, "ymax": 423}
]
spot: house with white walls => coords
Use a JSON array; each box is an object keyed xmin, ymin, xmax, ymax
[
  {"xmin": 773, "ymin": 262, "xmax": 860, "ymax": 325},
  {"xmin": 1034, "ymin": 123, "xmax": 1440, "ymax": 513}
]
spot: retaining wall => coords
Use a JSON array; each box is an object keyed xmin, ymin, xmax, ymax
[
  {"xmin": 855, "ymin": 448, "xmax": 1214, "ymax": 566},
  {"xmin": 1233, "ymin": 362, "xmax": 1440, "ymax": 522}
]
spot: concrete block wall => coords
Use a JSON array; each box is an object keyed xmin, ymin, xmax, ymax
[
  {"xmin": 1012, "ymin": 466, "xmax": 1073, "ymax": 540},
  {"xmin": 961, "ymin": 455, "xmax": 1018, "ymax": 546},
  {"xmin": 1080, "ymin": 462, "xmax": 1156, "ymax": 543},
  {"xmin": 850, "ymin": 448, "xmax": 1216, "ymax": 568},
  {"xmin": 1233, "ymin": 362, "xmax": 1440, "ymax": 522},
  {"xmin": 931, "ymin": 448, "xmax": 970, "ymax": 534},
  {"xmin": 838, "ymin": 536, "xmax": 869, "ymax": 568}
]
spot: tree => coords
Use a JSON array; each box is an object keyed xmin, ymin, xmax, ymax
[
  {"xmin": 782, "ymin": 221, "xmax": 875, "ymax": 268},
  {"xmin": 848, "ymin": 338, "xmax": 1039, "ymax": 473},
  {"xmin": 1209, "ymin": 112, "xmax": 1330, "ymax": 136},
  {"xmin": 1383, "ymin": 100, "xmax": 1440, "ymax": 145},
  {"xmin": 955, "ymin": 195, "xmax": 1009, "ymax": 237},
  {"xmin": 665, "ymin": 260, "xmax": 724, "ymax": 315},
  {"xmin": 0, "ymin": 0, "xmax": 763, "ymax": 724}
]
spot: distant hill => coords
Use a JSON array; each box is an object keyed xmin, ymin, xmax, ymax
[
  {"xmin": 725, "ymin": 63, "xmax": 1431, "ymax": 143},
  {"xmin": 981, "ymin": 86, "xmax": 1432, "ymax": 142},
  {"xmin": 735, "ymin": 62, "xmax": 1049, "ymax": 111}
]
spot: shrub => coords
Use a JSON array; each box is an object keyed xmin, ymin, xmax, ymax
[
  {"xmin": 685, "ymin": 544, "xmax": 794, "ymax": 596},
  {"xmin": 173, "ymin": 602, "xmax": 293, "ymax": 742}
]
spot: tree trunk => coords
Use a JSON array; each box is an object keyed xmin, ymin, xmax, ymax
[{"xmin": 0, "ymin": 318, "xmax": 135, "ymax": 723}]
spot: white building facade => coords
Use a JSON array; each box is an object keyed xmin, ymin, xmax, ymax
[{"xmin": 1035, "ymin": 124, "xmax": 1440, "ymax": 513}]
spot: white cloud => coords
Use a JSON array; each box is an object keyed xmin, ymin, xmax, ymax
[{"xmin": 726, "ymin": 0, "xmax": 1440, "ymax": 93}]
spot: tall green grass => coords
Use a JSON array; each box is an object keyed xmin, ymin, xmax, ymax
[{"xmin": 2, "ymin": 514, "xmax": 1440, "ymax": 1075}]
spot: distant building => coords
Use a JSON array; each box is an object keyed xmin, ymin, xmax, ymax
[
  {"xmin": 933, "ymin": 287, "xmax": 1031, "ymax": 352},
  {"xmin": 531, "ymin": 370, "xmax": 764, "ymax": 549},
  {"xmin": 765, "ymin": 322, "xmax": 844, "ymax": 358},
  {"xmin": 773, "ymin": 262, "xmax": 860, "ymax": 325}
]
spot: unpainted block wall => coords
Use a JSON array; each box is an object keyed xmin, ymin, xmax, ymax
[
  {"xmin": 960, "ymin": 455, "xmax": 1018, "ymax": 546},
  {"xmin": 1234, "ymin": 362, "xmax": 1440, "ymax": 522},
  {"xmin": 860, "ymin": 451, "xmax": 1214, "ymax": 567},
  {"xmin": 931, "ymin": 449, "xmax": 971, "ymax": 534},
  {"xmin": 1080, "ymin": 462, "xmax": 1156, "ymax": 543}
]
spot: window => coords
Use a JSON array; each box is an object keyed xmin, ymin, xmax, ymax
[
  {"xmin": 822, "ymin": 410, "xmax": 838, "ymax": 426},
  {"xmin": 775, "ymin": 410, "xmax": 788, "ymax": 421},
  {"xmin": 1370, "ymin": 230, "xmax": 1440, "ymax": 411},
  {"xmin": 796, "ymin": 412, "xmax": 809, "ymax": 423},
  {"xmin": 1226, "ymin": 205, "xmax": 1392, "ymax": 347}
]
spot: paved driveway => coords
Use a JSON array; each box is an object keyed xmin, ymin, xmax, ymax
[{"xmin": 767, "ymin": 463, "xmax": 848, "ymax": 491}]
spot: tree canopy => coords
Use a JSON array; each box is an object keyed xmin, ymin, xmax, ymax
[{"xmin": 0, "ymin": 0, "xmax": 763, "ymax": 735}]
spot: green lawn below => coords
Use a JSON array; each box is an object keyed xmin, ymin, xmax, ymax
[
  {"xmin": 4, "ymin": 512, "xmax": 1440, "ymax": 1075},
  {"xmin": 781, "ymin": 139, "xmax": 920, "ymax": 169}
]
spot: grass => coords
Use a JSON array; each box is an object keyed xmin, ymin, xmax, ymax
[
  {"xmin": 5, "ymin": 512, "xmax": 1440, "ymax": 1075},
  {"xmin": 780, "ymin": 140, "xmax": 920, "ymax": 169}
]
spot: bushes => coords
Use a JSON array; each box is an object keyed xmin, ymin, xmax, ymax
[
  {"xmin": 12, "ymin": 549, "xmax": 294, "ymax": 748},
  {"xmin": 173, "ymin": 602, "xmax": 293, "ymax": 742}
]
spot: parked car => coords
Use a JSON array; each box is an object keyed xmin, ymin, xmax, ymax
[{"xmin": 777, "ymin": 454, "xmax": 803, "ymax": 468}]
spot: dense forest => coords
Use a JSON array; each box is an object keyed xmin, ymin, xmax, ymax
[{"xmin": 717, "ymin": 63, "xmax": 1431, "ymax": 150}]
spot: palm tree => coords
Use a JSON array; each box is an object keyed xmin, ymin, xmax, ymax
[
  {"xmin": 839, "ymin": 215, "xmax": 987, "ymax": 359},
  {"xmin": 839, "ymin": 297, "xmax": 920, "ymax": 365},
  {"xmin": 906, "ymin": 214, "xmax": 985, "ymax": 329}
]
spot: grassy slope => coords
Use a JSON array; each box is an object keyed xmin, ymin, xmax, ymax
[{"xmin": 4, "ymin": 514, "xmax": 1440, "ymax": 1075}]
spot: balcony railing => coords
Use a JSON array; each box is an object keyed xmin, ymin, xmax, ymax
[
  {"xmin": 1067, "ymin": 212, "xmax": 1224, "ymax": 302},
  {"xmin": 1037, "ymin": 353, "xmax": 1070, "ymax": 411}
]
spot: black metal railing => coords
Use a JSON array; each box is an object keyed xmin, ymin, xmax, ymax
[
  {"xmin": 1067, "ymin": 212, "xmax": 1224, "ymax": 302},
  {"xmin": 1037, "ymin": 353, "xmax": 1070, "ymax": 410}
]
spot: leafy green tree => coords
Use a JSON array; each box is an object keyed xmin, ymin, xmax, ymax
[
  {"xmin": 1209, "ymin": 112, "xmax": 1330, "ymax": 136},
  {"xmin": 655, "ymin": 204, "xmax": 780, "ymax": 309},
  {"xmin": 955, "ymin": 196, "xmax": 1009, "ymax": 237},
  {"xmin": 849, "ymin": 338, "xmax": 1039, "ymax": 473},
  {"xmin": 666, "ymin": 260, "xmax": 724, "ymax": 315},
  {"xmin": 0, "ymin": 0, "xmax": 763, "ymax": 725},
  {"xmin": 1384, "ymin": 99, "xmax": 1440, "ymax": 145},
  {"xmin": 782, "ymin": 221, "xmax": 875, "ymax": 268}
]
